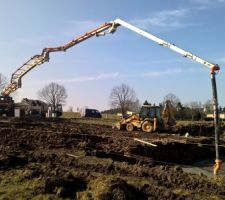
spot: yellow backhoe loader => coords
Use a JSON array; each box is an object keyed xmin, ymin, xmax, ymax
[{"xmin": 114, "ymin": 100, "xmax": 176, "ymax": 133}]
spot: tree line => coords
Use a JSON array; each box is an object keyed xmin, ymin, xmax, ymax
[
  {"xmin": 0, "ymin": 73, "xmax": 67, "ymax": 111},
  {"xmin": 108, "ymin": 83, "xmax": 225, "ymax": 121},
  {"xmin": 1, "ymin": 71, "xmax": 224, "ymax": 120}
]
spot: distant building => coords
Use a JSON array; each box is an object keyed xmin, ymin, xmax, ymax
[
  {"xmin": 15, "ymin": 98, "xmax": 48, "ymax": 117},
  {"xmin": 206, "ymin": 113, "xmax": 225, "ymax": 120},
  {"xmin": 117, "ymin": 111, "xmax": 134, "ymax": 117}
]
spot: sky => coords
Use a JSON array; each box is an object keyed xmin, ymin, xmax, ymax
[{"xmin": 0, "ymin": 0, "xmax": 225, "ymax": 111}]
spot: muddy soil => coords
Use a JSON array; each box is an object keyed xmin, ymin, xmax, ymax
[{"xmin": 0, "ymin": 119, "xmax": 225, "ymax": 199}]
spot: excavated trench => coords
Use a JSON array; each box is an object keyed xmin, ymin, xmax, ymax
[
  {"xmin": 0, "ymin": 119, "xmax": 225, "ymax": 199},
  {"xmin": 0, "ymin": 120, "xmax": 224, "ymax": 167}
]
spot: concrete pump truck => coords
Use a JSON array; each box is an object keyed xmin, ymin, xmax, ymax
[{"xmin": 0, "ymin": 18, "xmax": 221, "ymax": 174}]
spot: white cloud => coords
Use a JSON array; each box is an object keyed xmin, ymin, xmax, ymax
[
  {"xmin": 189, "ymin": 0, "xmax": 225, "ymax": 9},
  {"xmin": 16, "ymin": 20, "xmax": 103, "ymax": 47},
  {"xmin": 41, "ymin": 67, "xmax": 201, "ymax": 84},
  {"xmin": 142, "ymin": 67, "xmax": 200, "ymax": 77},
  {"xmin": 64, "ymin": 19, "xmax": 101, "ymax": 29},
  {"xmin": 190, "ymin": 0, "xmax": 225, "ymax": 4},
  {"xmin": 44, "ymin": 72, "xmax": 119, "ymax": 83},
  {"xmin": 131, "ymin": 8, "xmax": 193, "ymax": 30},
  {"xmin": 131, "ymin": 0, "xmax": 224, "ymax": 31},
  {"xmin": 63, "ymin": 19, "xmax": 103, "ymax": 36}
]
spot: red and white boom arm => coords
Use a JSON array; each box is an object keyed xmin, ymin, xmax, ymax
[
  {"xmin": 1, "ymin": 21, "xmax": 117, "ymax": 96},
  {"xmin": 2, "ymin": 18, "xmax": 220, "ymax": 96}
]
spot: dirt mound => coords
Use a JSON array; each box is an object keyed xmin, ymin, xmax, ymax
[
  {"xmin": 0, "ymin": 119, "xmax": 225, "ymax": 199},
  {"xmin": 44, "ymin": 173, "xmax": 86, "ymax": 198},
  {"xmin": 77, "ymin": 177, "xmax": 142, "ymax": 200}
]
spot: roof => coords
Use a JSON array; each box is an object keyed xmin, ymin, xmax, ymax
[{"xmin": 21, "ymin": 98, "xmax": 47, "ymax": 107}]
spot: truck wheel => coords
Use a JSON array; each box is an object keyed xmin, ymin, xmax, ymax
[
  {"xmin": 126, "ymin": 123, "xmax": 134, "ymax": 132},
  {"xmin": 142, "ymin": 121, "xmax": 153, "ymax": 133}
]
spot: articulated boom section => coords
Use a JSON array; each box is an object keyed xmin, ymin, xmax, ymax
[
  {"xmin": 1, "ymin": 21, "xmax": 117, "ymax": 96},
  {"xmin": 2, "ymin": 55, "xmax": 46, "ymax": 96},
  {"xmin": 113, "ymin": 19, "xmax": 220, "ymax": 72},
  {"xmin": 2, "ymin": 18, "xmax": 219, "ymax": 97}
]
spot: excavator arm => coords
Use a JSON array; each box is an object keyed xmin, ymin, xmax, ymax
[{"xmin": 1, "ymin": 21, "xmax": 118, "ymax": 96}]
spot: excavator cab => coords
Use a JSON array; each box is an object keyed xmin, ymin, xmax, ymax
[
  {"xmin": 138, "ymin": 105, "xmax": 163, "ymax": 132},
  {"xmin": 139, "ymin": 105, "xmax": 161, "ymax": 120}
]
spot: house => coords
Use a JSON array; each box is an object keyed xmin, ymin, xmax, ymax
[
  {"xmin": 206, "ymin": 113, "xmax": 225, "ymax": 120},
  {"xmin": 15, "ymin": 98, "xmax": 48, "ymax": 117}
]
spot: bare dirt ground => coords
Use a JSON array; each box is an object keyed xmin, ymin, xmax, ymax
[{"xmin": 0, "ymin": 119, "xmax": 225, "ymax": 199}]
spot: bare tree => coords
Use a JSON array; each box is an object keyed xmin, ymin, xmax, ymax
[
  {"xmin": 37, "ymin": 82, "xmax": 68, "ymax": 110},
  {"xmin": 128, "ymin": 99, "xmax": 141, "ymax": 113},
  {"xmin": 203, "ymin": 99, "xmax": 213, "ymax": 113},
  {"xmin": 67, "ymin": 106, "xmax": 73, "ymax": 112},
  {"xmin": 187, "ymin": 101, "xmax": 202, "ymax": 121},
  {"xmin": 0, "ymin": 73, "xmax": 7, "ymax": 93},
  {"xmin": 163, "ymin": 93, "xmax": 180, "ymax": 108},
  {"xmin": 109, "ymin": 83, "xmax": 139, "ymax": 115}
]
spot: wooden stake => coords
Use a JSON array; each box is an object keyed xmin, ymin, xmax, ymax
[
  {"xmin": 134, "ymin": 138, "xmax": 157, "ymax": 147},
  {"xmin": 66, "ymin": 153, "xmax": 79, "ymax": 158}
]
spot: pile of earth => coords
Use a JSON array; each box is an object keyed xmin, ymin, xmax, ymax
[{"xmin": 0, "ymin": 119, "xmax": 225, "ymax": 199}]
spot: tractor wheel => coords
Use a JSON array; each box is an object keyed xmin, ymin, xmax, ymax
[
  {"xmin": 142, "ymin": 121, "xmax": 154, "ymax": 133},
  {"xmin": 126, "ymin": 123, "xmax": 134, "ymax": 132}
]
